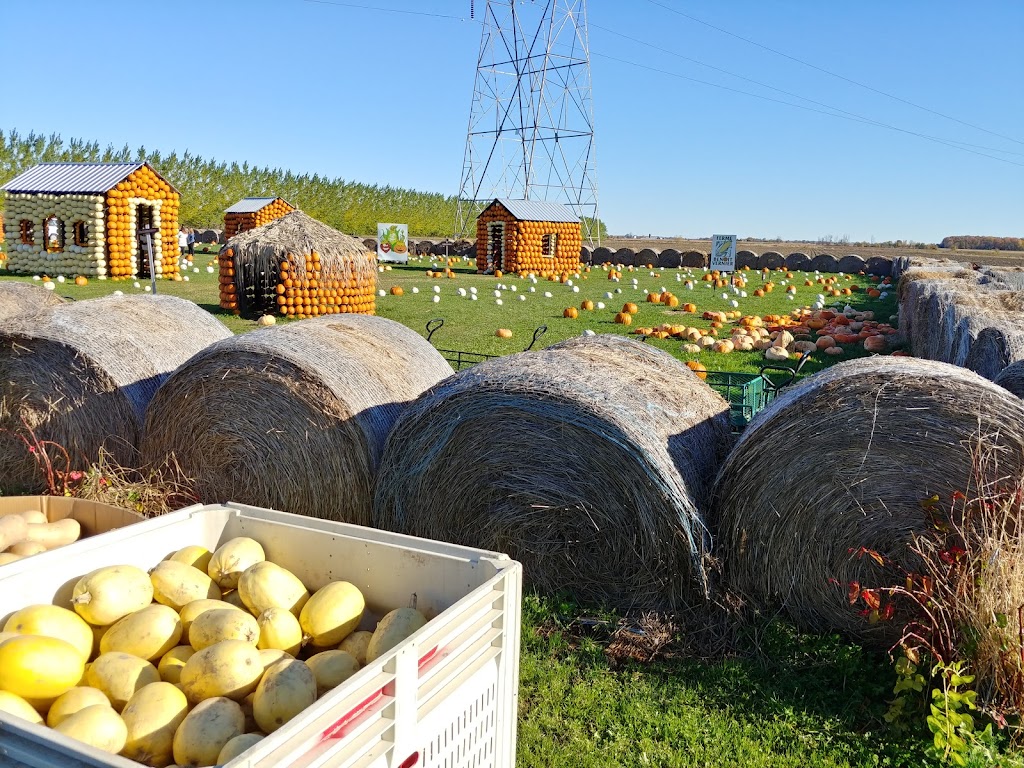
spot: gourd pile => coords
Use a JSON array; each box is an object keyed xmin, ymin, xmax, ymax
[
  {"xmin": 0, "ymin": 536, "xmax": 427, "ymax": 767},
  {"xmin": 474, "ymin": 210, "xmax": 582, "ymax": 276},
  {"xmin": 224, "ymin": 199, "xmax": 293, "ymax": 240},
  {"xmin": 105, "ymin": 165, "xmax": 181, "ymax": 280},
  {"xmin": 0, "ymin": 511, "xmax": 82, "ymax": 565}
]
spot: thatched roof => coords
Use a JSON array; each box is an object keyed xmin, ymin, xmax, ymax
[
  {"xmin": 714, "ymin": 356, "xmax": 1024, "ymax": 644},
  {"xmin": 141, "ymin": 315, "xmax": 453, "ymax": 526},
  {"xmin": 225, "ymin": 210, "xmax": 373, "ymax": 279},
  {"xmin": 0, "ymin": 295, "xmax": 231, "ymax": 491},
  {"xmin": 373, "ymin": 334, "xmax": 733, "ymax": 611},
  {"xmin": 0, "ymin": 282, "xmax": 66, "ymax": 323}
]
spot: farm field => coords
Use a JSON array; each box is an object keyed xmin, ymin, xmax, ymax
[{"xmin": 6, "ymin": 252, "xmax": 1019, "ymax": 767}]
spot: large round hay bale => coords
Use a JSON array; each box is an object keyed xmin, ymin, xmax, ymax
[
  {"xmin": 0, "ymin": 295, "xmax": 231, "ymax": 492},
  {"xmin": 756, "ymin": 251, "xmax": 784, "ymax": 270},
  {"xmin": 614, "ymin": 248, "xmax": 637, "ymax": 266},
  {"xmin": 982, "ymin": 267, "xmax": 1024, "ymax": 291},
  {"xmin": 837, "ymin": 254, "xmax": 866, "ymax": 273},
  {"xmin": 373, "ymin": 334, "xmax": 733, "ymax": 610},
  {"xmin": 866, "ymin": 256, "xmax": 892, "ymax": 276},
  {"xmin": 592, "ymin": 246, "xmax": 614, "ymax": 264},
  {"xmin": 636, "ymin": 248, "xmax": 659, "ymax": 267},
  {"xmin": 0, "ymin": 282, "xmax": 66, "ymax": 323},
  {"xmin": 715, "ymin": 357, "xmax": 1024, "ymax": 642},
  {"xmin": 680, "ymin": 250, "xmax": 707, "ymax": 268},
  {"xmin": 995, "ymin": 360, "xmax": 1024, "ymax": 399},
  {"xmin": 141, "ymin": 315, "xmax": 453, "ymax": 526},
  {"xmin": 657, "ymin": 248, "xmax": 681, "ymax": 268},
  {"xmin": 363, "ymin": 238, "xmax": 377, "ymax": 251},
  {"xmin": 417, "ymin": 240, "xmax": 434, "ymax": 256},
  {"xmin": 810, "ymin": 253, "xmax": 837, "ymax": 273},
  {"xmin": 579, "ymin": 245, "xmax": 593, "ymax": 264},
  {"xmin": 785, "ymin": 252, "xmax": 810, "ymax": 271},
  {"xmin": 735, "ymin": 250, "xmax": 757, "ymax": 270}
]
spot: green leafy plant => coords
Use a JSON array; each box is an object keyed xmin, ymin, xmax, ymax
[{"xmin": 927, "ymin": 660, "xmax": 996, "ymax": 765}]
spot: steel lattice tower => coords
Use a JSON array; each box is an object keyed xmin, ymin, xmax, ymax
[{"xmin": 455, "ymin": 0, "xmax": 600, "ymax": 245}]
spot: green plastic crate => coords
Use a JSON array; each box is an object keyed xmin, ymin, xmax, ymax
[{"xmin": 704, "ymin": 370, "xmax": 774, "ymax": 429}]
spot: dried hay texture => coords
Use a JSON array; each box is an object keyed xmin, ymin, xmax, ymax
[
  {"xmin": 141, "ymin": 315, "xmax": 453, "ymax": 526},
  {"xmin": 735, "ymin": 251, "xmax": 758, "ymax": 270},
  {"xmin": 810, "ymin": 254, "xmax": 837, "ymax": 273},
  {"xmin": 784, "ymin": 252, "xmax": 810, "ymax": 271},
  {"xmin": 865, "ymin": 256, "xmax": 893, "ymax": 277},
  {"xmin": 756, "ymin": 251, "xmax": 784, "ymax": 271},
  {"xmin": 0, "ymin": 295, "xmax": 231, "ymax": 491},
  {"xmin": 679, "ymin": 250, "xmax": 707, "ymax": 268},
  {"xmin": 836, "ymin": 254, "xmax": 866, "ymax": 274},
  {"xmin": 0, "ymin": 281, "xmax": 66, "ymax": 322},
  {"xmin": 994, "ymin": 360, "xmax": 1024, "ymax": 399},
  {"xmin": 657, "ymin": 249, "xmax": 681, "ymax": 268},
  {"xmin": 714, "ymin": 356, "xmax": 1024, "ymax": 643},
  {"xmin": 981, "ymin": 266, "xmax": 1024, "ymax": 291},
  {"xmin": 614, "ymin": 248, "xmax": 638, "ymax": 267},
  {"xmin": 372, "ymin": 334, "xmax": 733, "ymax": 611}
]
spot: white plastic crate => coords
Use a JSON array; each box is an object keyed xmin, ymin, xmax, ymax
[{"xmin": 0, "ymin": 503, "xmax": 522, "ymax": 768}]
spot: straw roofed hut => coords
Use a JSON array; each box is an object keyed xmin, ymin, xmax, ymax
[
  {"xmin": 714, "ymin": 357, "xmax": 1024, "ymax": 643},
  {"xmin": 0, "ymin": 295, "xmax": 231, "ymax": 491},
  {"xmin": 373, "ymin": 334, "xmax": 733, "ymax": 611},
  {"xmin": 217, "ymin": 210, "xmax": 376, "ymax": 319},
  {"xmin": 141, "ymin": 315, "xmax": 453, "ymax": 526},
  {"xmin": 0, "ymin": 281, "xmax": 66, "ymax": 322}
]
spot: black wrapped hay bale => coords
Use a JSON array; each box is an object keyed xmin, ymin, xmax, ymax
[
  {"xmin": 658, "ymin": 248, "xmax": 681, "ymax": 268},
  {"xmin": 373, "ymin": 334, "xmax": 733, "ymax": 610},
  {"xmin": 785, "ymin": 252, "xmax": 810, "ymax": 271},
  {"xmin": 756, "ymin": 251, "xmax": 784, "ymax": 270},
  {"xmin": 680, "ymin": 250, "xmax": 707, "ymax": 268},
  {"xmin": 735, "ymin": 250, "xmax": 757, "ymax": 270}
]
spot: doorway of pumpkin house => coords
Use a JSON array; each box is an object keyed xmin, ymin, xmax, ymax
[
  {"xmin": 487, "ymin": 221, "xmax": 505, "ymax": 273},
  {"xmin": 136, "ymin": 203, "xmax": 156, "ymax": 278}
]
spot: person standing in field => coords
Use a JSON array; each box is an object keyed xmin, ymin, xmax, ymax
[
  {"xmin": 187, "ymin": 229, "xmax": 195, "ymax": 259},
  {"xmin": 178, "ymin": 228, "xmax": 188, "ymax": 257}
]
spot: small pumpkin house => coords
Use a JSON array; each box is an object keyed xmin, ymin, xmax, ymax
[
  {"xmin": 475, "ymin": 198, "xmax": 582, "ymax": 275},
  {"xmin": 224, "ymin": 197, "xmax": 295, "ymax": 239},
  {"xmin": 219, "ymin": 210, "xmax": 377, "ymax": 318},
  {"xmin": 0, "ymin": 162, "xmax": 180, "ymax": 280}
]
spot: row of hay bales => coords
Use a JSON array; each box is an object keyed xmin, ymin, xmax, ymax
[
  {"xmin": 897, "ymin": 258, "xmax": 1024, "ymax": 381},
  {"xmin": 4, "ymin": 288, "xmax": 1023, "ymax": 652}
]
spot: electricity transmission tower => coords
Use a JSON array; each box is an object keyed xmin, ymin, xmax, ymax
[{"xmin": 455, "ymin": 0, "xmax": 601, "ymax": 245}]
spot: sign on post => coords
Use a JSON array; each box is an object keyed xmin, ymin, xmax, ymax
[
  {"xmin": 710, "ymin": 235, "xmax": 737, "ymax": 272},
  {"xmin": 377, "ymin": 223, "xmax": 410, "ymax": 263}
]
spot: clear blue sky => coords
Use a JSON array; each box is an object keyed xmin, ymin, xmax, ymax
[{"xmin": 3, "ymin": 0, "xmax": 1021, "ymax": 242}]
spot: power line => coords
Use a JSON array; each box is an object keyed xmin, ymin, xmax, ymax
[
  {"xmin": 590, "ymin": 22, "xmax": 1024, "ymax": 158},
  {"xmin": 643, "ymin": 0, "xmax": 1024, "ymax": 147},
  {"xmin": 591, "ymin": 52, "xmax": 1024, "ymax": 167}
]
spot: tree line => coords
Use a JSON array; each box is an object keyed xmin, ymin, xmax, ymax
[
  {"xmin": 939, "ymin": 235, "xmax": 1023, "ymax": 252},
  {"xmin": 0, "ymin": 130, "xmax": 607, "ymax": 240}
]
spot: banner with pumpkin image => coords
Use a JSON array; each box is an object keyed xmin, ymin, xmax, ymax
[{"xmin": 377, "ymin": 223, "xmax": 409, "ymax": 263}]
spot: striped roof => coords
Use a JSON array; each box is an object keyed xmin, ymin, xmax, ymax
[
  {"xmin": 225, "ymin": 197, "xmax": 291, "ymax": 214},
  {"xmin": 489, "ymin": 198, "xmax": 580, "ymax": 223},
  {"xmin": 0, "ymin": 162, "xmax": 161, "ymax": 194}
]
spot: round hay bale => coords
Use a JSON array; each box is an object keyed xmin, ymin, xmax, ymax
[
  {"xmin": 417, "ymin": 240, "xmax": 434, "ymax": 256},
  {"xmin": 636, "ymin": 248, "xmax": 660, "ymax": 267},
  {"xmin": 756, "ymin": 251, "xmax": 784, "ymax": 270},
  {"xmin": 579, "ymin": 246, "xmax": 593, "ymax": 264},
  {"xmin": 735, "ymin": 250, "xmax": 758, "ymax": 270},
  {"xmin": 372, "ymin": 334, "xmax": 733, "ymax": 610},
  {"xmin": 837, "ymin": 254, "xmax": 867, "ymax": 274},
  {"xmin": 810, "ymin": 253, "xmax": 837, "ymax": 273},
  {"xmin": 141, "ymin": 315, "xmax": 453, "ymax": 526},
  {"xmin": 785, "ymin": 252, "xmax": 810, "ymax": 271},
  {"xmin": 217, "ymin": 231, "xmax": 228, "ymax": 244},
  {"xmin": 430, "ymin": 241, "xmax": 451, "ymax": 256},
  {"xmin": 363, "ymin": 238, "xmax": 377, "ymax": 251},
  {"xmin": 657, "ymin": 248, "xmax": 681, "ymax": 268},
  {"xmin": 680, "ymin": 250, "xmax": 707, "ymax": 268},
  {"xmin": 0, "ymin": 295, "xmax": 231, "ymax": 492},
  {"xmin": 592, "ymin": 246, "xmax": 614, "ymax": 264},
  {"xmin": 866, "ymin": 256, "xmax": 892, "ymax": 277},
  {"xmin": 200, "ymin": 229, "xmax": 219, "ymax": 244},
  {"xmin": 715, "ymin": 357, "xmax": 1024, "ymax": 642},
  {"xmin": 614, "ymin": 248, "xmax": 637, "ymax": 267},
  {"xmin": 0, "ymin": 282, "xmax": 66, "ymax": 323},
  {"xmin": 995, "ymin": 360, "xmax": 1024, "ymax": 399}
]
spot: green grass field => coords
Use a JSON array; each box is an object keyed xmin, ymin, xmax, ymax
[{"xmin": 7, "ymin": 253, "xmax": 1011, "ymax": 766}]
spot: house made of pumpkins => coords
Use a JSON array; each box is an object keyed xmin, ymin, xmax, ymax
[
  {"xmin": 0, "ymin": 162, "xmax": 180, "ymax": 279},
  {"xmin": 219, "ymin": 210, "xmax": 376, "ymax": 318},
  {"xmin": 475, "ymin": 198, "xmax": 582, "ymax": 276},
  {"xmin": 224, "ymin": 197, "xmax": 294, "ymax": 239}
]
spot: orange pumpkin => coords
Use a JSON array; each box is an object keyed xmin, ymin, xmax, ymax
[
  {"xmin": 863, "ymin": 335, "xmax": 887, "ymax": 352},
  {"xmin": 74, "ymin": 276, "xmax": 88, "ymax": 286},
  {"xmin": 563, "ymin": 307, "xmax": 579, "ymax": 319},
  {"xmin": 389, "ymin": 286, "xmax": 404, "ymax": 296},
  {"xmin": 647, "ymin": 293, "xmax": 661, "ymax": 304},
  {"xmin": 495, "ymin": 328, "xmax": 513, "ymax": 338},
  {"xmin": 581, "ymin": 299, "xmax": 595, "ymax": 311},
  {"xmin": 685, "ymin": 361, "xmax": 707, "ymax": 380},
  {"xmin": 622, "ymin": 302, "xmax": 639, "ymax": 314},
  {"xmin": 614, "ymin": 312, "xmax": 632, "ymax": 326}
]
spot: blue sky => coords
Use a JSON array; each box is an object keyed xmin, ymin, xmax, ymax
[{"xmin": 3, "ymin": 0, "xmax": 1021, "ymax": 242}]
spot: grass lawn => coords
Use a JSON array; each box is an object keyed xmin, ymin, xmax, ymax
[{"xmin": 9, "ymin": 250, "xmax": 1009, "ymax": 766}]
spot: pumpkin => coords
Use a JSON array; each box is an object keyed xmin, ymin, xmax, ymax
[
  {"xmin": 712, "ymin": 340, "xmax": 734, "ymax": 354},
  {"xmin": 682, "ymin": 303, "xmax": 697, "ymax": 313},
  {"xmin": 685, "ymin": 361, "xmax": 707, "ymax": 380},
  {"xmin": 563, "ymin": 307, "xmax": 579, "ymax": 319},
  {"xmin": 863, "ymin": 335, "xmax": 887, "ymax": 353},
  {"xmin": 580, "ymin": 300, "xmax": 594, "ymax": 311},
  {"xmin": 815, "ymin": 335, "xmax": 835, "ymax": 350},
  {"xmin": 646, "ymin": 293, "xmax": 661, "ymax": 304},
  {"xmin": 833, "ymin": 333, "xmax": 860, "ymax": 345},
  {"xmin": 74, "ymin": 276, "xmax": 88, "ymax": 286},
  {"xmin": 495, "ymin": 328, "xmax": 513, "ymax": 338},
  {"xmin": 389, "ymin": 286, "xmax": 403, "ymax": 296},
  {"xmin": 494, "ymin": 270, "xmax": 503, "ymax": 278},
  {"xmin": 614, "ymin": 312, "xmax": 632, "ymax": 326},
  {"xmin": 622, "ymin": 303, "xmax": 639, "ymax": 314},
  {"xmin": 824, "ymin": 346, "xmax": 844, "ymax": 356}
]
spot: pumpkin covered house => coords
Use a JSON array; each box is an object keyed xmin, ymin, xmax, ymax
[
  {"xmin": 219, "ymin": 210, "xmax": 376, "ymax": 318},
  {"xmin": 475, "ymin": 198, "xmax": 582, "ymax": 276},
  {"xmin": 223, "ymin": 197, "xmax": 294, "ymax": 239},
  {"xmin": 1, "ymin": 162, "xmax": 180, "ymax": 279}
]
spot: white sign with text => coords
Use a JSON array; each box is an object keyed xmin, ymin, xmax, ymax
[{"xmin": 710, "ymin": 234, "xmax": 737, "ymax": 272}]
